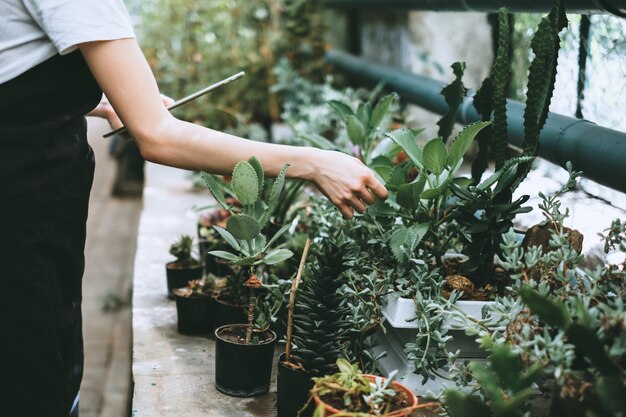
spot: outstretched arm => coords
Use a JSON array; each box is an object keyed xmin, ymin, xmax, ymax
[{"xmin": 79, "ymin": 38, "xmax": 387, "ymax": 218}]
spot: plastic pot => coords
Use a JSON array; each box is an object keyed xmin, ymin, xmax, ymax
[
  {"xmin": 198, "ymin": 239, "xmax": 231, "ymax": 277},
  {"xmin": 213, "ymin": 296, "xmax": 247, "ymax": 329},
  {"xmin": 312, "ymin": 375, "xmax": 418, "ymax": 416},
  {"xmin": 277, "ymin": 353, "xmax": 315, "ymax": 417},
  {"xmin": 165, "ymin": 261, "xmax": 203, "ymax": 299},
  {"xmin": 173, "ymin": 292, "xmax": 213, "ymax": 335},
  {"xmin": 214, "ymin": 324, "xmax": 276, "ymax": 397}
]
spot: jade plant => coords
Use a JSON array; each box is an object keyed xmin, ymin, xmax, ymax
[{"xmin": 201, "ymin": 157, "xmax": 294, "ymax": 342}]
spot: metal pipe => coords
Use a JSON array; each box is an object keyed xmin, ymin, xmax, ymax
[
  {"xmin": 326, "ymin": 49, "xmax": 626, "ymax": 193},
  {"xmin": 324, "ymin": 0, "xmax": 626, "ymax": 16}
]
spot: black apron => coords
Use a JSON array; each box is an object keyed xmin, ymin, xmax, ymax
[{"xmin": 0, "ymin": 51, "xmax": 102, "ymax": 417}]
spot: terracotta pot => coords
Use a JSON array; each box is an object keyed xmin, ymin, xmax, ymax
[{"xmin": 312, "ymin": 375, "xmax": 418, "ymax": 416}]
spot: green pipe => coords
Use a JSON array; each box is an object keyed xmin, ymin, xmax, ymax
[
  {"xmin": 326, "ymin": 49, "xmax": 626, "ymax": 193},
  {"xmin": 324, "ymin": 0, "xmax": 626, "ymax": 15}
]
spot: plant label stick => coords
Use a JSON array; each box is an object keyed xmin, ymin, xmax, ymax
[{"xmin": 102, "ymin": 71, "xmax": 246, "ymax": 138}]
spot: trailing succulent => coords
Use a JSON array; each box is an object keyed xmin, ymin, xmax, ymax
[
  {"xmin": 443, "ymin": 183, "xmax": 626, "ymax": 417},
  {"xmin": 290, "ymin": 232, "xmax": 353, "ymax": 375}
]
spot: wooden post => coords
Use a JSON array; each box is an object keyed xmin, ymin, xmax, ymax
[{"xmin": 285, "ymin": 238, "xmax": 312, "ymax": 362}]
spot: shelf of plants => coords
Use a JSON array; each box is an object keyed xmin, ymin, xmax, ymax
[{"xmin": 130, "ymin": 1, "xmax": 625, "ymax": 416}]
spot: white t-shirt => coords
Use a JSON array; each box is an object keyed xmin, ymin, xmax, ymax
[{"xmin": 0, "ymin": 0, "xmax": 136, "ymax": 84}]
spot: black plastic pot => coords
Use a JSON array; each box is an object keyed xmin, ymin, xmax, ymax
[
  {"xmin": 213, "ymin": 296, "xmax": 247, "ymax": 329},
  {"xmin": 214, "ymin": 324, "xmax": 276, "ymax": 397},
  {"xmin": 174, "ymin": 293, "xmax": 214, "ymax": 335},
  {"xmin": 198, "ymin": 239, "xmax": 231, "ymax": 277},
  {"xmin": 277, "ymin": 353, "xmax": 315, "ymax": 417},
  {"xmin": 166, "ymin": 261, "xmax": 203, "ymax": 299}
]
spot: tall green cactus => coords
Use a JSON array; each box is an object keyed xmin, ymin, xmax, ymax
[
  {"xmin": 515, "ymin": 0, "xmax": 567, "ymax": 187},
  {"xmin": 472, "ymin": 8, "xmax": 511, "ymax": 182},
  {"xmin": 492, "ymin": 9, "xmax": 511, "ymax": 171},
  {"xmin": 437, "ymin": 62, "xmax": 468, "ymax": 144}
]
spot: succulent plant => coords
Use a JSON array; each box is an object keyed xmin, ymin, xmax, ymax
[
  {"xmin": 169, "ymin": 235, "xmax": 200, "ymax": 267},
  {"xmin": 290, "ymin": 233, "xmax": 353, "ymax": 375},
  {"xmin": 201, "ymin": 157, "xmax": 294, "ymax": 343}
]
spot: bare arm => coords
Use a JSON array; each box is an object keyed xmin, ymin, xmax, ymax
[{"xmin": 79, "ymin": 38, "xmax": 387, "ymax": 218}]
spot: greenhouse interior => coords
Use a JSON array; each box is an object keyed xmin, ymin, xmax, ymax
[{"xmin": 2, "ymin": 1, "xmax": 625, "ymax": 417}]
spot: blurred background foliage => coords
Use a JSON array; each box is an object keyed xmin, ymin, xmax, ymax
[{"xmin": 134, "ymin": 0, "xmax": 327, "ymax": 139}]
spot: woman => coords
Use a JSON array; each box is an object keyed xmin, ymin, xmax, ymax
[{"xmin": 0, "ymin": 1, "xmax": 386, "ymax": 416}]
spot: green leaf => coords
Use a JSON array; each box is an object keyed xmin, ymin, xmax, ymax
[
  {"xmin": 263, "ymin": 248, "xmax": 294, "ymax": 265},
  {"xmin": 347, "ymin": 115, "xmax": 366, "ymax": 145},
  {"xmin": 213, "ymin": 226, "xmax": 240, "ymax": 252},
  {"xmin": 299, "ymin": 133, "xmax": 341, "ymax": 151},
  {"xmin": 443, "ymin": 390, "xmax": 491, "ymax": 417},
  {"xmin": 247, "ymin": 157, "xmax": 264, "ymax": 195},
  {"xmin": 328, "ymin": 100, "xmax": 354, "ymax": 121},
  {"xmin": 397, "ymin": 173, "xmax": 426, "ymax": 210},
  {"xmin": 232, "ymin": 161, "xmax": 260, "ymax": 205},
  {"xmin": 265, "ymin": 223, "xmax": 291, "ymax": 250},
  {"xmin": 437, "ymin": 61, "xmax": 467, "ymax": 143},
  {"xmin": 356, "ymin": 102, "xmax": 372, "ymax": 126},
  {"xmin": 421, "ymin": 176, "xmax": 454, "ymax": 200},
  {"xmin": 596, "ymin": 376, "xmax": 626, "ymax": 413},
  {"xmin": 226, "ymin": 214, "xmax": 261, "ymax": 241},
  {"xmin": 520, "ymin": 287, "xmax": 571, "ymax": 330},
  {"xmin": 491, "ymin": 345, "xmax": 523, "ymax": 391},
  {"xmin": 448, "ymin": 121, "xmax": 491, "ymax": 167},
  {"xmin": 269, "ymin": 163, "xmax": 290, "ymax": 204},
  {"xmin": 384, "ymin": 128, "xmax": 424, "ymax": 169},
  {"xmin": 200, "ymin": 172, "xmax": 229, "ymax": 209},
  {"xmin": 208, "ymin": 250, "xmax": 240, "ymax": 263},
  {"xmin": 423, "ymin": 137, "xmax": 448, "ymax": 175},
  {"xmin": 370, "ymin": 155, "xmax": 394, "ymax": 182},
  {"xmin": 567, "ymin": 324, "xmax": 618, "ymax": 376},
  {"xmin": 370, "ymin": 93, "xmax": 397, "ymax": 130},
  {"xmin": 408, "ymin": 223, "xmax": 429, "ymax": 251}
]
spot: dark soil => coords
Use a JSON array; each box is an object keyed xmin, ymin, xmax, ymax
[
  {"xmin": 167, "ymin": 260, "xmax": 201, "ymax": 269},
  {"xmin": 441, "ymin": 257, "xmax": 510, "ymax": 301},
  {"xmin": 319, "ymin": 382, "xmax": 412, "ymax": 414},
  {"xmin": 217, "ymin": 324, "xmax": 274, "ymax": 345}
]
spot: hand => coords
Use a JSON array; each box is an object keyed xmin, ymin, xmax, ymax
[
  {"xmin": 307, "ymin": 149, "xmax": 388, "ymax": 219},
  {"xmin": 86, "ymin": 93, "xmax": 174, "ymax": 130}
]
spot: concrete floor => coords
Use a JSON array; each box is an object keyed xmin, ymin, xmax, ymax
[{"xmin": 80, "ymin": 118, "xmax": 142, "ymax": 417}]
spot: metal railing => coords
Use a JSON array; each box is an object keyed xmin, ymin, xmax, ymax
[
  {"xmin": 326, "ymin": 49, "xmax": 626, "ymax": 193},
  {"xmin": 324, "ymin": 0, "xmax": 626, "ymax": 16}
]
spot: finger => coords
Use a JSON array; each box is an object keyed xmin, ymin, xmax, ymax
[
  {"xmin": 357, "ymin": 188, "xmax": 376, "ymax": 205},
  {"xmin": 160, "ymin": 94, "xmax": 175, "ymax": 107},
  {"xmin": 348, "ymin": 197, "xmax": 367, "ymax": 214},
  {"xmin": 365, "ymin": 175, "xmax": 389, "ymax": 200},
  {"xmin": 337, "ymin": 202, "xmax": 354, "ymax": 219}
]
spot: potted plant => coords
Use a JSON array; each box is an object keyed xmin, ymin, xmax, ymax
[
  {"xmin": 278, "ymin": 233, "xmax": 354, "ymax": 417},
  {"xmin": 202, "ymin": 157, "xmax": 295, "ymax": 397},
  {"xmin": 165, "ymin": 235, "xmax": 203, "ymax": 299},
  {"xmin": 197, "ymin": 202, "xmax": 232, "ymax": 278},
  {"xmin": 309, "ymin": 359, "xmax": 428, "ymax": 417},
  {"xmin": 441, "ymin": 178, "xmax": 626, "ymax": 417},
  {"xmin": 172, "ymin": 278, "xmax": 213, "ymax": 335}
]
